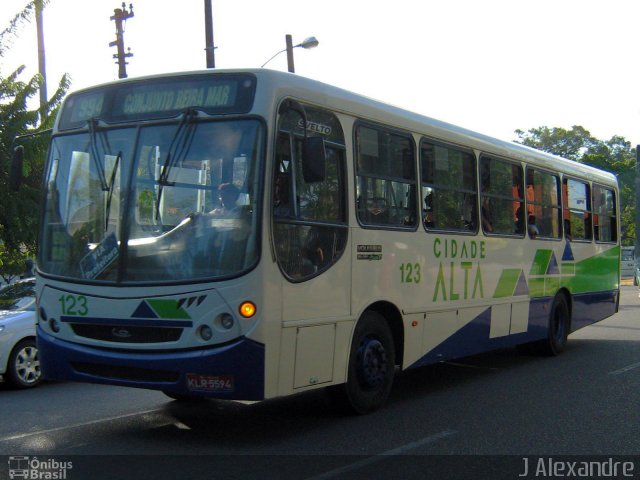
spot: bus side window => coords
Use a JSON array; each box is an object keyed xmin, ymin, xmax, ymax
[
  {"xmin": 525, "ymin": 167, "xmax": 561, "ymax": 239},
  {"xmin": 421, "ymin": 140, "xmax": 477, "ymax": 232},
  {"xmin": 563, "ymin": 178, "xmax": 592, "ymax": 242},
  {"xmin": 479, "ymin": 155, "xmax": 524, "ymax": 236},
  {"xmin": 355, "ymin": 125, "xmax": 417, "ymax": 229},
  {"xmin": 593, "ymin": 184, "xmax": 617, "ymax": 243}
]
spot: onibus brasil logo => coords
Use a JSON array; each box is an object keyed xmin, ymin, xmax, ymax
[{"xmin": 8, "ymin": 456, "xmax": 73, "ymax": 479}]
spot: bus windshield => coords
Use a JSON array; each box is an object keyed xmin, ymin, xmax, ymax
[{"xmin": 39, "ymin": 118, "xmax": 263, "ymax": 283}]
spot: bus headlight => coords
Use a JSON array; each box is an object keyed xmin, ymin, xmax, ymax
[
  {"xmin": 199, "ymin": 325, "xmax": 213, "ymax": 341},
  {"xmin": 50, "ymin": 318, "xmax": 60, "ymax": 333},
  {"xmin": 216, "ymin": 313, "xmax": 234, "ymax": 330}
]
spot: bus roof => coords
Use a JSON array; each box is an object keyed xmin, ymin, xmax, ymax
[{"xmin": 61, "ymin": 68, "xmax": 617, "ymax": 187}]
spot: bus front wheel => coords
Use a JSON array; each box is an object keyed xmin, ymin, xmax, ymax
[{"xmin": 341, "ymin": 311, "xmax": 396, "ymax": 415}]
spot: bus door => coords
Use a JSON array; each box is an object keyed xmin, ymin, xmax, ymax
[{"xmin": 272, "ymin": 103, "xmax": 350, "ymax": 389}]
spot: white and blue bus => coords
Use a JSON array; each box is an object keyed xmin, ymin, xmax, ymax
[{"xmin": 25, "ymin": 69, "xmax": 620, "ymax": 413}]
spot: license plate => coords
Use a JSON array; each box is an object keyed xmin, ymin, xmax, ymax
[{"xmin": 186, "ymin": 373, "xmax": 234, "ymax": 392}]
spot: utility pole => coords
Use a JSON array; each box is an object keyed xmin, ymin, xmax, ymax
[
  {"xmin": 636, "ymin": 145, "xmax": 640, "ymax": 268},
  {"xmin": 35, "ymin": 0, "xmax": 47, "ymax": 121},
  {"xmin": 109, "ymin": 3, "xmax": 134, "ymax": 79},
  {"xmin": 285, "ymin": 34, "xmax": 295, "ymax": 73},
  {"xmin": 204, "ymin": 0, "xmax": 215, "ymax": 68}
]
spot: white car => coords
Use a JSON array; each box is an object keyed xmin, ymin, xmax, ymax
[{"xmin": 0, "ymin": 278, "xmax": 41, "ymax": 388}]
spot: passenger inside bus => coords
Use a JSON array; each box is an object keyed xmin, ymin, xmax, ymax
[
  {"xmin": 273, "ymin": 173, "xmax": 291, "ymax": 217},
  {"xmin": 211, "ymin": 183, "xmax": 242, "ymax": 217},
  {"xmin": 480, "ymin": 184, "xmax": 493, "ymax": 233},
  {"xmin": 564, "ymin": 219, "xmax": 572, "ymax": 241},
  {"xmin": 423, "ymin": 192, "xmax": 435, "ymax": 228},
  {"xmin": 528, "ymin": 215, "xmax": 539, "ymax": 238}
]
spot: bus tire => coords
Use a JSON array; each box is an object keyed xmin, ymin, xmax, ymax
[
  {"xmin": 539, "ymin": 294, "xmax": 570, "ymax": 356},
  {"xmin": 342, "ymin": 311, "xmax": 396, "ymax": 415}
]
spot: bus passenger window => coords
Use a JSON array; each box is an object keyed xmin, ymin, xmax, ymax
[
  {"xmin": 593, "ymin": 185, "xmax": 617, "ymax": 243},
  {"xmin": 421, "ymin": 141, "xmax": 477, "ymax": 232},
  {"xmin": 563, "ymin": 178, "xmax": 592, "ymax": 242},
  {"xmin": 525, "ymin": 167, "xmax": 561, "ymax": 239},
  {"xmin": 355, "ymin": 125, "xmax": 417, "ymax": 229},
  {"xmin": 479, "ymin": 156, "xmax": 524, "ymax": 236}
]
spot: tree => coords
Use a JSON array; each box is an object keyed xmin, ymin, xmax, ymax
[
  {"xmin": 515, "ymin": 126, "xmax": 637, "ymax": 245},
  {"xmin": 0, "ymin": 0, "xmax": 70, "ymax": 278}
]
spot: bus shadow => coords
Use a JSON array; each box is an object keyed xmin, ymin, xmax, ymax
[
  {"xmin": 120, "ymin": 330, "xmax": 640, "ymax": 450},
  {"xmin": 390, "ymin": 347, "xmax": 536, "ymax": 400},
  {"xmin": 133, "ymin": 347, "xmax": 546, "ymax": 449}
]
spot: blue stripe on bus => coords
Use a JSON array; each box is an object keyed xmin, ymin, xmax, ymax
[
  {"xmin": 60, "ymin": 316, "xmax": 193, "ymax": 328},
  {"xmin": 408, "ymin": 301, "xmax": 546, "ymax": 369},
  {"xmin": 570, "ymin": 290, "xmax": 618, "ymax": 331},
  {"xmin": 37, "ymin": 326, "xmax": 265, "ymax": 400},
  {"xmin": 408, "ymin": 291, "xmax": 618, "ymax": 369}
]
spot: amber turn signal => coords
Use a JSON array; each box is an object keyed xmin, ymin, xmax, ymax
[{"xmin": 239, "ymin": 301, "xmax": 256, "ymax": 318}]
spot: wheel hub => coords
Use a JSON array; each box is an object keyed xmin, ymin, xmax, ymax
[
  {"xmin": 16, "ymin": 346, "xmax": 41, "ymax": 384},
  {"xmin": 356, "ymin": 337, "xmax": 388, "ymax": 389}
]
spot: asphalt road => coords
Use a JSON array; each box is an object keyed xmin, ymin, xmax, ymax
[{"xmin": 1, "ymin": 287, "xmax": 639, "ymax": 479}]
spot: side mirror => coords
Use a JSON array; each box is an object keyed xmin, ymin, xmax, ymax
[
  {"xmin": 9, "ymin": 145, "xmax": 24, "ymax": 192},
  {"xmin": 302, "ymin": 136, "xmax": 326, "ymax": 183}
]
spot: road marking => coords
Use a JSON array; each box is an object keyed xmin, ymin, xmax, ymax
[
  {"xmin": 609, "ymin": 361, "xmax": 640, "ymax": 376},
  {"xmin": 0, "ymin": 407, "xmax": 165, "ymax": 442},
  {"xmin": 305, "ymin": 429, "xmax": 457, "ymax": 480}
]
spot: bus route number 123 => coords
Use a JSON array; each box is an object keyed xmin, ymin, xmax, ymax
[
  {"xmin": 58, "ymin": 294, "xmax": 89, "ymax": 316},
  {"xmin": 400, "ymin": 262, "xmax": 421, "ymax": 284}
]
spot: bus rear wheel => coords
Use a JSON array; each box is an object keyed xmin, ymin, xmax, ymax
[
  {"xmin": 341, "ymin": 311, "xmax": 396, "ymax": 415},
  {"xmin": 538, "ymin": 294, "xmax": 570, "ymax": 356}
]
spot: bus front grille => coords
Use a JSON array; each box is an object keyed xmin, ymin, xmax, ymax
[{"xmin": 70, "ymin": 324, "xmax": 183, "ymax": 343}]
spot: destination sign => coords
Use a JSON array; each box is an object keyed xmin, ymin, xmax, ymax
[
  {"xmin": 59, "ymin": 74, "xmax": 256, "ymax": 130},
  {"xmin": 120, "ymin": 84, "xmax": 234, "ymax": 115}
]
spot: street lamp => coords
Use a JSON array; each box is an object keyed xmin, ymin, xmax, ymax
[{"xmin": 261, "ymin": 34, "xmax": 319, "ymax": 73}]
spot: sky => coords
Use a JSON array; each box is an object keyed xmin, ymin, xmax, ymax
[{"xmin": 1, "ymin": 0, "xmax": 639, "ymax": 147}]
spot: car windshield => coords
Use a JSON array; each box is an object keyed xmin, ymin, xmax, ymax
[
  {"xmin": 38, "ymin": 118, "xmax": 263, "ymax": 283},
  {"xmin": 0, "ymin": 280, "xmax": 36, "ymax": 311}
]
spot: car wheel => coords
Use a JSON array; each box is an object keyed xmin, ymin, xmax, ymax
[{"xmin": 6, "ymin": 339, "xmax": 42, "ymax": 388}]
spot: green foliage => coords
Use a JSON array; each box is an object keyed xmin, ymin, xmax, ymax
[
  {"xmin": 515, "ymin": 126, "xmax": 637, "ymax": 245},
  {"xmin": 0, "ymin": 0, "xmax": 69, "ymax": 278},
  {"xmin": 0, "ymin": 1, "xmax": 50, "ymax": 59},
  {"xmin": 0, "ymin": 243, "xmax": 30, "ymax": 284}
]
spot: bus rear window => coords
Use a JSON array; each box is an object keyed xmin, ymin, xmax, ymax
[{"xmin": 593, "ymin": 185, "xmax": 617, "ymax": 243}]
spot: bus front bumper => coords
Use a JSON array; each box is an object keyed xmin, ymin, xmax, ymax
[{"xmin": 37, "ymin": 325, "xmax": 265, "ymax": 400}]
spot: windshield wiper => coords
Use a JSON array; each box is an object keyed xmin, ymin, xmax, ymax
[
  {"xmin": 155, "ymin": 109, "xmax": 198, "ymax": 221},
  {"xmin": 105, "ymin": 150, "xmax": 122, "ymax": 231},
  {"xmin": 88, "ymin": 118, "xmax": 110, "ymax": 192}
]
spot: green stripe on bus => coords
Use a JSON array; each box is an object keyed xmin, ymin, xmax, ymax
[
  {"xmin": 529, "ymin": 249, "xmax": 553, "ymax": 276},
  {"xmin": 493, "ymin": 269, "xmax": 522, "ymax": 298},
  {"xmin": 147, "ymin": 299, "xmax": 192, "ymax": 319},
  {"xmin": 568, "ymin": 246, "xmax": 620, "ymax": 293}
]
